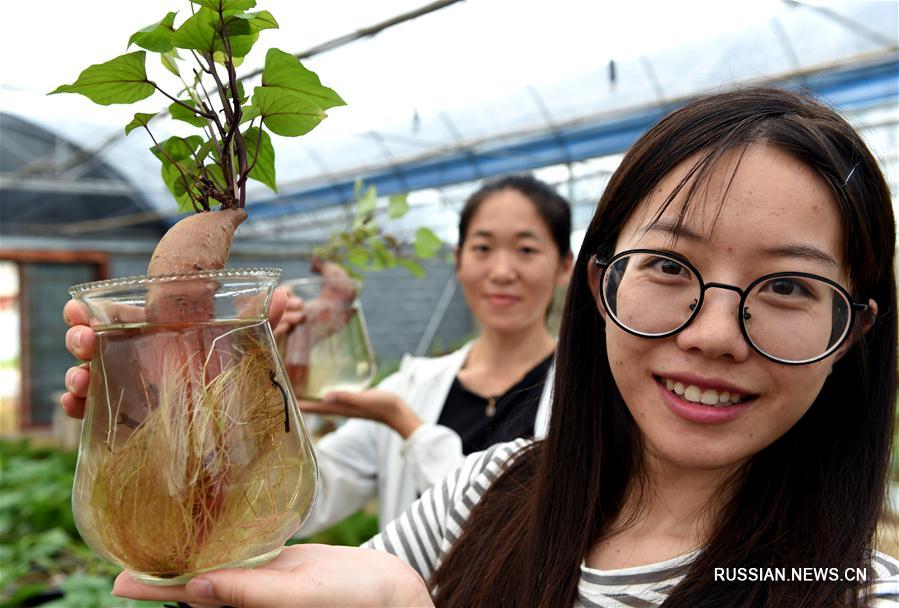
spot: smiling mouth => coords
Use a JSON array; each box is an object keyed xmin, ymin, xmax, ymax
[{"xmin": 653, "ymin": 375, "xmax": 757, "ymax": 407}]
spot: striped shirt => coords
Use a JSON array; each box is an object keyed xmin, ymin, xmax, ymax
[{"xmin": 364, "ymin": 439, "xmax": 899, "ymax": 607}]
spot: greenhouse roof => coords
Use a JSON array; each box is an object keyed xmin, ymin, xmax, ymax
[{"xmin": 1, "ymin": 0, "xmax": 896, "ymax": 232}]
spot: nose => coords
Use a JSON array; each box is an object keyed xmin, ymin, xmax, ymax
[
  {"xmin": 488, "ymin": 251, "xmax": 517, "ymax": 283},
  {"xmin": 674, "ymin": 288, "xmax": 751, "ymax": 362}
]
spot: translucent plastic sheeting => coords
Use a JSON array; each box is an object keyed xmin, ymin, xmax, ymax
[{"xmin": 2, "ymin": 0, "xmax": 896, "ymax": 226}]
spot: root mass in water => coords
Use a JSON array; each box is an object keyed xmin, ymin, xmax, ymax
[{"xmin": 74, "ymin": 320, "xmax": 315, "ymax": 579}]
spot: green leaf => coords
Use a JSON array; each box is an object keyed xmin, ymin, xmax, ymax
[
  {"xmin": 169, "ymin": 100, "xmax": 207, "ymax": 127},
  {"xmin": 226, "ymin": 80, "xmax": 246, "ymax": 103},
  {"xmin": 161, "ymin": 161, "xmax": 199, "ymax": 211},
  {"xmin": 172, "ymin": 9, "xmax": 217, "ymax": 51},
  {"xmin": 261, "ymin": 48, "xmax": 345, "ymax": 110},
  {"xmin": 124, "ymin": 112, "xmax": 157, "ymax": 135},
  {"xmin": 160, "ymin": 49, "xmax": 181, "ymax": 76},
  {"xmin": 196, "ymin": 138, "xmax": 218, "ymax": 163},
  {"xmin": 347, "ymin": 247, "xmax": 371, "ymax": 269},
  {"xmin": 204, "ymin": 163, "xmax": 226, "ymax": 188},
  {"xmin": 414, "ymin": 227, "xmax": 443, "ymax": 259},
  {"xmin": 242, "ymin": 127, "xmax": 276, "ymax": 192},
  {"xmin": 233, "ymin": 10, "xmax": 279, "ymax": 33},
  {"xmin": 356, "ymin": 185, "xmax": 377, "ymax": 216},
  {"xmin": 191, "ymin": 0, "xmax": 256, "ymax": 11},
  {"xmin": 251, "ymin": 86, "xmax": 326, "ymax": 137},
  {"xmin": 49, "ymin": 52, "xmax": 154, "ymax": 105},
  {"xmin": 398, "ymin": 258, "xmax": 426, "ymax": 278},
  {"xmin": 241, "ymin": 103, "xmax": 261, "ymax": 124},
  {"xmin": 216, "ymin": 31, "xmax": 259, "ymax": 59},
  {"xmin": 151, "ymin": 135, "xmax": 203, "ymax": 163},
  {"xmin": 372, "ymin": 240, "xmax": 396, "ymax": 268},
  {"xmin": 127, "ymin": 11, "xmax": 177, "ymax": 52},
  {"xmin": 388, "ymin": 194, "xmax": 409, "ymax": 218}
]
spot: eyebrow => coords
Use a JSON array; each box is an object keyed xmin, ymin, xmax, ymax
[
  {"xmin": 641, "ymin": 221, "xmax": 703, "ymax": 242},
  {"xmin": 471, "ymin": 229, "xmax": 542, "ymax": 240},
  {"xmin": 761, "ymin": 245, "xmax": 838, "ymax": 267},
  {"xmin": 642, "ymin": 221, "xmax": 838, "ymax": 267}
]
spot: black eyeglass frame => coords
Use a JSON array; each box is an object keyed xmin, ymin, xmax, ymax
[{"xmin": 594, "ymin": 248, "xmax": 870, "ymax": 365}]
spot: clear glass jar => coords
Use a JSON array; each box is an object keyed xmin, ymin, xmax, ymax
[
  {"xmin": 69, "ymin": 268, "xmax": 317, "ymax": 585},
  {"xmin": 276, "ymin": 277, "xmax": 377, "ymax": 400}
]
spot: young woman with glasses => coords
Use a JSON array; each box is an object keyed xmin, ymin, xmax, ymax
[{"xmin": 98, "ymin": 88, "xmax": 899, "ymax": 607}]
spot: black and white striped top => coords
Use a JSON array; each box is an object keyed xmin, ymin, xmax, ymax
[{"xmin": 364, "ymin": 439, "xmax": 899, "ymax": 607}]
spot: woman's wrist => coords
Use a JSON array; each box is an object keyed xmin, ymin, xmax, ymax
[{"xmin": 387, "ymin": 398, "xmax": 423, "ymax": 439}]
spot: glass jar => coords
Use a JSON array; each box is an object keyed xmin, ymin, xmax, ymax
[
  {"xmin": 276, "ymin": 276, "xmax": 377, "ymax": 401},
  {"xmin": 69, "ymin": 268, "xmax": 317, "ymax": 585}
]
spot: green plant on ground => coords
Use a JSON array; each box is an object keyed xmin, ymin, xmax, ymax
[
  {"xmin": 0, "ymin": 439, "xmax": 381, "ymax": 606},
  {"xmin": 0, "ymin": 440, "xmax": 161, "ymax": 607}
]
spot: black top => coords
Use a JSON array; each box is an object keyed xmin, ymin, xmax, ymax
[{"xmin": 436, "ymin": 353, "xmax": 553, "ymax": 455}]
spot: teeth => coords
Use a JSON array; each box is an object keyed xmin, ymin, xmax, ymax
[
  {"xmin": 660, "ymin": 377, "xmax": 746, "ymax": 406},
  {"xmin": 684, "ymin": 385, "xmax": 702, "ymax": 402},
  {"xmin": 700, "ymin": 389, "xmax": 718, "ymax": 405}
]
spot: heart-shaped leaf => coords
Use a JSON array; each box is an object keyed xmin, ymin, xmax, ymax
[
  {"xmin": 49, "ymin": 52, "xmax": 154, "ymax": 105},
  {"xmin": 242, "ymin": 127, "xmax": 276, "ymax": 192},
  {"xmin": 251, "ymin": 86, "xmax": 326, "ymax": 137},
  {"xmin": 414, "ymin": 227, "xmax": 442, "ymax": 259},
  {"xmin": 388, "ymin": 194, "xmax": 409, "ymax": 218},
  {"xmin": 232, "ymin": 10, "xmax": 278, "ymax": 34},
  {"xmin": 128, "ymin": 12, "xmax": 177, "ymax": 52},
  {"xmin": 170, "ymin": 100, "xmax": 208, "ymax": 127},
  {"xmin": 190, "ymin": 0, "xmax": 256, "ymax": 11},
  {"xmin": 160, "ymin": 49, "xmax": 182, "ymax": 76},
  {"xmin": 261, "ymin": 48, "xmax": 345, "ymax": 110},
  {"xmin": 124, "ymin": 112, "xmax": 157, "ymax": 135},
  {"xmin": 204, "ymin": 163, "xmax": 227, "ymax": 189},
  {"xmin": 172, "ymin": 9, "xmax": 217, "ymax": 51},
  {"xmin": 398, "ymin": 259, "xmax": 426, "ymax": 278},
  {"xmin": 151, "ymin": 135, "xmax": 203, "ymax": 163},
  {"xmin": 356, "ymin": 185, "xmax": 377, "ymax": 216}
]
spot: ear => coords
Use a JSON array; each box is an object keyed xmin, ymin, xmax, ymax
[
  {"xmin": 832, "ymin": 298, "xmax": 878, "ymax": 365},
  {"xmin": 454, "ymin": 247, "xmax": 461, "ymax": 272},
  {"xmin": 587, "ymin": 255, "xmax": 606, "ymax": 320},
  {"xmin": 556, "ymin": 252, "xmax": 574, "ymax": 287}
]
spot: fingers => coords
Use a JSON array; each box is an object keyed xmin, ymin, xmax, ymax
[
  {"xmin": 111, "ymin": 572, "xmax": 217, "ymax": 607},
  {"xmin": 60, "ymin": 391, "xmax": 86, "ymax": 420},
  {"xmin": 269, "ymin": 287, "xmax": 288, "ymax": 329},
  {"xmin": 61, "ymin": 362, "xmax": 90, "ymax": 420},
  {"xmin": 64, "ymin": 363, "xmax": 91, "ymax": 398},
  {"xmin": 298, "ymin": 399, "xmax": 351, "ymax": 417},
  {"xmin": 62, "ymin": 299, "xmax": 89, "ymax": 328},
  {"xmin": 65, "ymin": 325, "xmax": 97, "ymax": 361},
  {"xmin": 113, "ymin": 569, "xmax": 300, "ymax": 608},
  {"xmin": 187, "ymin": 569, "xmax": 304, "ymax": 608},
  {"xmin": 272, "ymin": 293, "xmax": 306, "ymax": 337}
]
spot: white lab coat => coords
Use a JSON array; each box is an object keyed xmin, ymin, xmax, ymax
[{"xmin": 298, "ymin": 341, "xmax": 554, "ymax": 535}]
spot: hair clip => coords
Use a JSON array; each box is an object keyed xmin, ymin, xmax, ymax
[{"xmin": 843, "ymin": 162, "xmax": 859, "ymax": 186}]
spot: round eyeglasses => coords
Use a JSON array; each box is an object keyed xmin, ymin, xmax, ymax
[{"xmin": 595, "ymin": 249, "xmax": 869, "ymax": 365}]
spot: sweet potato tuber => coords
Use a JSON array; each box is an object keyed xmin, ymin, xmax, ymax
[
  {"xmin": 146, "ymin": 208, "xmax": 247, "ymax": 324},
  {"xmin": 283, "ymin": 259, "xmax": 357, "ymax": 394},
  {"xmin": 148, "ymin": 208, "xmax": 247, "ymax": 277}
]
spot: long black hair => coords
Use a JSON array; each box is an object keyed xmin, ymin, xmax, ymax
[{"xmin": 431, "ymin": 87, "xmax": 896, "ymax": 607}]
